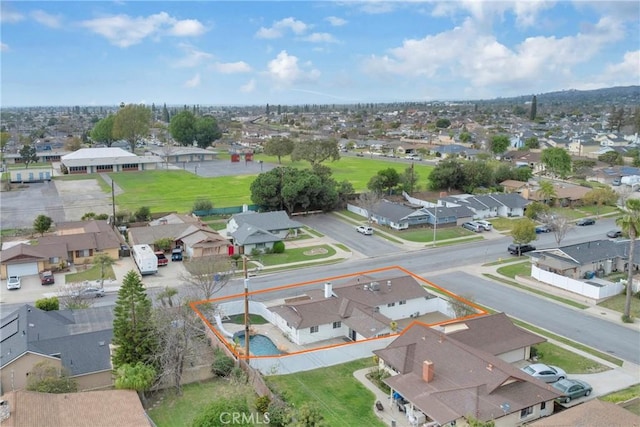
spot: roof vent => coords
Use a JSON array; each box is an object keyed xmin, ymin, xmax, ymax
[
  {"xmin": 98, "ymin": 341, "xmax": 105, "ymax": 346},
  {"xmin": 370, "ymin": 282, "xmax": 380, "ymax": 291}
]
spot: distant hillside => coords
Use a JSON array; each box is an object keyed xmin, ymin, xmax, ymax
[{"xmin": 484, "ymin": 85, "xmax": 639, "ymax": 106}]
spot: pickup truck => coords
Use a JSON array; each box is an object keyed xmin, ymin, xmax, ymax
[{"xmin": 155, "ymin": 251, "xmax": 169, "ymax": 266}]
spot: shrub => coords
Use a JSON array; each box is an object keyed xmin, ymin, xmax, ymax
[
  {"xmin": 134, "ymin": 206, "xmax": 151, "ymax": 222},
  {"xmin": 266, "ymin": 400, "xmax": 292, "ymax": 427},
  {"xmin": 35, "ymin": 297, "xmax": 59, "ymax": 311},
  {"xmin": 192, "ymin": 395, "xmax": 250, "ymax": 427},
  {"xmin": 211, "ymin": 351, "xmax": 235, "ymax": 377},
  {"xmin": 154, "ymin": 237, "xmax": 173, "ymax": 252},
  {"xmin": 272, "ymin": 241, "xmax": 285, "ymax": 254},
  {"xmin": 255, "ymin": 395, "xmax": 271, "ymax": 413},
  {"xmin": 193, "ymin": 199, "xmax": 213, "ymax": 213},
  {"xmin": 229, "ymin": 366, "xmax": 247, "ymax": 385}
]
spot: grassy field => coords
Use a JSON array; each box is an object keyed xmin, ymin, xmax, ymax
[
  {"xmin": 598, "ymin": 293, "xmax": 640, "ymax": 319},
  {"xmin": 108, "ymin": 157, "xmax": 433, "ymax": 213},
  {"xmin": 265, "ymin": 357, "xmax": 385, "ymax": 427}
]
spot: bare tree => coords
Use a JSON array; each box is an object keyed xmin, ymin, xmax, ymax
[
  {"xmin": 617, "ymin": 186, "xmax": 633, "ymax": 207},
  {"xmin": 539, "ymin": 213, "xmax": 573, "ymax": 246},
  {"xmin": 358, "ymin": 191, "xmax": 382, "ymax": 223},
  {"xmin": 57, "ymin": 281, "xmax": 100, "ymax": 309},
  {"xmin": 152, "ymin": 301, "xmax": 211, "ymax": 395},
  {"xmin": 180, "ymin": 255, "xmax": 235, "ymax": 301},
  {"xmin": 448, "ymin": 294, "xmax": 480, "ymax": 318},
  {"xmin": 160, "ymin": 143, "xmax": 176, "ymax": 169}
]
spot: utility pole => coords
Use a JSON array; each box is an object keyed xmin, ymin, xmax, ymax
[
  {"xmin": 243, "ymin": 256, "xmax": 250, "ymax": 361},
  {"xmin": 111, "ymin": 180, "xmax": 116, "ymax": 229}
]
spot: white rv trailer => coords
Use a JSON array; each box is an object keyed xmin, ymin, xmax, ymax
[{"xmin": 132, "ymin": 244, "xmax": 158, "ymax": 275}]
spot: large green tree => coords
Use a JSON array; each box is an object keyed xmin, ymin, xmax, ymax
[
  {"xmin": 511, "ymin": 218, "xmax": 537, "ymax": 253},
  {"xmin": 169, "ymin": 110, "xmax": 197, "ymax": 146},
  {"xmin": 264, "ymin": 137, "xmax": 295, "ymax": 164},
  {"xmin": 291, "ymin": 138, "xmax": 340, "ymax": 166},
  {"xmin": 33, "ymin": 214, "xmax": 53, "ymax": 236},
  {"xmin": 541, "ymin": 147, "xmax": 572, "ymax": 178},
  {"xmin": 367, "ymin": 168, "xmax": 400, "ymax": 195},
  {"xmin": 583, "ymin": 187, "xmax": 618, "ymax": 217},
  {"xmin": 598, "ymin": 151, "xmax": 624, "ymax": 166},
  {"xmin": 462, "ymin": 160, "xmax": 493, "ymax": 191},
  {"xmin": 616, "ymin": 198, "xmax": 640, "ymax": 321},
  {"xmin": 194, "ymin": 116, "xmax": 222, "ymax": 148},
  {"xmin": 90, "ymin": 114, "xmax": 115, "ymax": 147},
  {"xmin": 490, "ymin": 135, "xmax": 510, "ymax": 156},
  {"xmin": 112, "ymin": 270, "xmax": 157, "ymax": 369},
  {"xmin": 112, "ymin": 104, "xmax": 152, "ymax": 152},
  {"xmin": 429, "ymin": 158, "xmax": 464, "ymax": 191},
  {"xmin": 537, "ymin": 180, "xmax": 557, "ymax": 205},
  {"xmin": 19, "ymin": 143, "xmax": 38, "ymax": 168},
  {"xmin": 115, "ymin": 362, "xmax": 156, "ymax": 405}
]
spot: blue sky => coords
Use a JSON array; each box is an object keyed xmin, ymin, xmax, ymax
[{"xmin": 2, "ymin": 1, "xmax": 639, "ymax": 107}]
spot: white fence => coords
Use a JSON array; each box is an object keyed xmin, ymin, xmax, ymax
[{"xmin": 531, "ymin": 265, "xmax": 624, "ymax": 300}]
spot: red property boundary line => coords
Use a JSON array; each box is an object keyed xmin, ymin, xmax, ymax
[{"xmin": 189, "ymin": 265, "xmax": 488, "ymax": 361}]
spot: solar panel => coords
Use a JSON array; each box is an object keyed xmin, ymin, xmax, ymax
[{"xmin": 0, "ymin": 317, "xmax": 19, "ymax": 343}]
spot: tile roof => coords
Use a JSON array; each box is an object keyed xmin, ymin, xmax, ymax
[
  {"xmin": 374, "ymin": 322, "xmax": 560, "ymax": 425},
  {"xmin": 0, "ymin": 389, "xmax": 151, "ymax": 427}
]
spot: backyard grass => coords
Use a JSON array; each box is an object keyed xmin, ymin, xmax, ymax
[
  {"xmin": 598, "ymin": 293, "xmax": 640, "ymax": 320},
  {"xmin": 266, "ymin": 357, "xmax": 385, "ymax": 427},
  {"xmin": 147, "ymin": 380, "xmax": 257, "ymax": 427},
  {"xmin": 65, "ymin": 264, "xmax": 116, "ymax": 283},
  {"xmin": 532, "ymin": 342, "xmax": 610, "ymax": 374},
  {"xmin": 258, "ymin": 245, "xmax": 336, "ymax": 266},
  {"xmin": 496, "ymin": 261, "xmax": 531, "ymax": 279},
  {"xmin": 226, "ymin": 313, "xmax": 268, "ymax": 324}
]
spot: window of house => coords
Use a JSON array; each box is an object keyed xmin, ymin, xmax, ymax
[
  {"xmin": 75, "ymin": 249, "xmax": 92, "ymax": 257},
  {"xmin": 49, "ymin": 257, "xmax": 59, "ymax": 264},
  {"xmin": 399, "ymin": 300, "xmax": 406, "ymax": 305},
  {"xmin": 520, "ymin": 406, "xmax": 533, "ymax": 418},
  {"xmin": 333, "ymin": 321, "xmax": 341, "ymax": 329},
  {"xmin": 310, "ymin": 326, "xmax": 319, "ymax": 333},
  {"xmin": 387, "ymin": 302, "xmax": 395, "ymax": 307},
  {"xmin": 540, "ymin": 401, "xmax": 546, "ymax": 411}
]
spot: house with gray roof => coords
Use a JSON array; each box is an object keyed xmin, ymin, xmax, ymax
[
  {"xmin": 374, "ymin": 319, "xmax": 559, "ymax": 426},
  {"xmin": 268, "ymin": 274, "xmax": 447, "ymax": 346},
  {"xmin": 128, "ymin": 221, "xmax": 229, "ymax": 258},
  {"xmin": 438, "ymin": 193, "xmax": 528, "ymax": 219},
  {"xmin": 0, "ymin": 305, "xmax": 114, "ymax": 393},
  {"xmin": 226, "ymin": 210, "xmax": 303, "ymax": 254},
  {"xmin": 369, "ymin": 200, "xmax": 419, "ymax": 230}
]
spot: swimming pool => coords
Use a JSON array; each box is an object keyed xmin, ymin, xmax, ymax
[{"xmin": 233, "ymin": 332, "xmax": 282, "ymax": 356}]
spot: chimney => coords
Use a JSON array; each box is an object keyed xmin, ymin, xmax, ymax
[
  {"xmin": 422, "ymin": 360, "xmax": 434, "ymax": 383},
  {"xmin": 324, "ymin": 282, "xmax": 333, "ymax": 298}
]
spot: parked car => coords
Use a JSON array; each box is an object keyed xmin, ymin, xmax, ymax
[
  {"xmin": 7, "ymin": 276, "xmax": 21, "ymax": 290},
  {"xmin": 155, "ymin": 251, "xmax": 169, "ymax": 266},
  {"xmin": 552, "ymin": 378, "xmax": 592, "ymax": 403},
  {"xmin": 462, "ymin": 222, "xmax": 483, "ymax": 232},
  {"xmin": 171, "ymin": 247, "xmax": 183, "ymax": 261},
  {"xmin": 356, "ymin": 225, "xmax": 374, "ymax": 235},
  {"xmin": 404, "ymin": 154, "xmax": 422, "ymax": 161},
  {"xmin": 475, "ymin": 220, "xmax": 492, "ymax": 231},
  {"xmin": 520, "ymin": 363, "xmax": 566, "ymax": 383},
  {"xmin": 508, "ymin": 243, "xmax": 536, "ymax": 255},
  {"xmin": 612, "ymin": 177, "xmax": 622, "ymax": 186},
  {"xmin": 576, "ymin": 218, "xmax": 596, "ymax": 226},
  {"xmin": 72, "ymin": 287, "xmax": 105, "ymax": 299},
  {"xmin": 535, "ymin": 224, "xmax": 552, "ymax": 233},
  {"xmin": 606, "ymin": 229, "xmax": 623, "ymax": 238},
  {"xmin": 40, "ymin": 270, "xmax": 55, "ymax": 285}
]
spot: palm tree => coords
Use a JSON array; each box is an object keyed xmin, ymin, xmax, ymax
[
  {"xmin": 616, "ymin": 198, "xmax": 640, "ymax": 321},
  {"xmin": 537, "ymin": 180, "xmax": 557, "ymax": 206}
]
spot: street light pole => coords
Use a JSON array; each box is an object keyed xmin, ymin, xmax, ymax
[
  {"xmin": 432, "ymin": 205, "xmax": 437, "ymax": 247},
  {"xmin": 243, "ymin": 256, "xmax": 250, "ymax": 361}
]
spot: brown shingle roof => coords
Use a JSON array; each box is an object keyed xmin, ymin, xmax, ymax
[
  {"xmin": 0, "ymin": 244, "xmax": 48, "ymax": 263},
  {"xmin": 1, "ymin": 389, "xmax": 151, "ymax": 427},
  {"xmin": 529, "ymin": 398, "xmax": 640, "ymax": 427},
  {"xmin": 374, "ymin": 322, "xmax": 559, "ymax": 425}
]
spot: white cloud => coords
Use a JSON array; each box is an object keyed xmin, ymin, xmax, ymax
[
  {"xmin": 31, "ymin": 10, "xmax": 63, "ymax": 28},
  {"xmin": 1, "ymin": 8, "xmax": 24, "ymax": 23},
  {"xmin": 359, "ymin": 1, "xmax": 396, "ymax": 15},
  {"xmin": 363, "ymin": 15, "xmax": 628, "ymax": 94},
  {"xmin": 80, "ymin": 12, "xmax": 206, "ymax": 48},
  {"xmin": 184, "ymin": 73, "xmax": 201, "ymax": 88},
  {"xmin": 304, "ymin": 33, "xmax": 338, "ymax": 43},
  {"xmin": 211, "ymin": 61, "xmax": 252, "ymax": 74},
  {"xmin": 174, "ymin": 43, "xmax": 214, "ymax": 68},
  {"xmin": 325, "ymin": 16, "xmax": 347, "ymax": 26},
  {"xmin": 255, "ymin": 17, "xmax": 308, "ymax": 39},
  {"xmin": 267, "ymin": 50, "xmax": 320, "ymax": 86},
  {"xmin": 0, "ymin": 43, "xmax": 8, "ymax": 52},
  {"xmin": 241, "ymin": 78, "xmax": 256, "ymax": 93},
  {"xmin": 601, "ymin": 50, "xmax": 640, "ymax": 82},
  {"xmin": 169, "ymin": 19, "xmax": 207, "ymax": 36}
]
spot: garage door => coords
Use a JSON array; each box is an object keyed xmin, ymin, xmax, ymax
[{"xmin": 7, "ymin": 263, "xmax": 39, "ymax": 277}]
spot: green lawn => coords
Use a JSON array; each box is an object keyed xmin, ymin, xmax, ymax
[
  {"xmin": 488, "ymin": 217, "xmax": 519, "ymax": 231},
  {"xmin": 108, "ymin": 157, "xmax": 433, "ymax": 213},
  {"xmin": 598, "ymin": 293, "xmax": 640, "ymax": 319},
  {"xmin": 148, "ymin": 380, "xmax": 257, "ymax": 427},
  {"xmin": 258, "ymin": 245, "xmax": 337, "ymax": 266},
  {"xmin": 265, "ymin": 357, "xmax": 385, "ymax": 427},
  {"xmin": 496, "ymin": 261, "xmax": 531, "ymax": 279},
  {"xmin": 578, "ymin": 204, "xmax": 620, "ymax": 216},
  {"xmin": 533, "ymin": 342, "xmax": 610, "ymax": 374},
  {"xmin": 65, "ymin": 264, "xmax": 116, "ymax": 283},
  {"xmin": 395, "ymin": 226, "xmax": 474, "ymax": 243},
  {"xmin": 550, "ymin": 207, "xmax": 585, "ymax": 220}
]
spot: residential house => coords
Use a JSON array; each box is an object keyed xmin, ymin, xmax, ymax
[
  {"xmin": 419, "ymin": 205, "xmax": 473, "ymax": 227},
  {"xmin": 0, "ymin": 220, "xmax": 122, "ymax": 279},
  {"xmin": 128, "ymin": 222, "xmax": 229, "ymax": 258},
  {"xmin": 0, "ymin": 389, "xmax": 151, "ymax": 427},
  {"xmin": 432, "ymin": 144, "xmax": 481, "ymax": 159},
  {"xmin": 529, "ymin": 398, "xmax": 640, "ymax": 427},
  {"xmin": 438, "ymin": 194, "xmax": 528, "ymax": 219},
  {"xmin": 521, "ymin": 184, "xmax": 591, "ymax": 207},
  {"xmin": 0, "ymin": 305, "xmax": 114, "ymax": 393},
  {"xmin": 226, "ymin": 210, "xmax": 303, "ymax": 254},
  {"xmin": 374, "ymin": 320, "xmax": 559, "ymax": 427},
  {"xmin": 503, "ymin": 151, "xmax": 544, "ymax": 174},
  {"xmin": 369, "ymin": 200, "xmax": 417, "ymax": 230},
  {"xmin": 268, "ymin": 275, "xmax": 448, "ymax": 346},
  {"xmin": 500, "ymin": 180, "xmax": 528, "ymax": 194}
]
